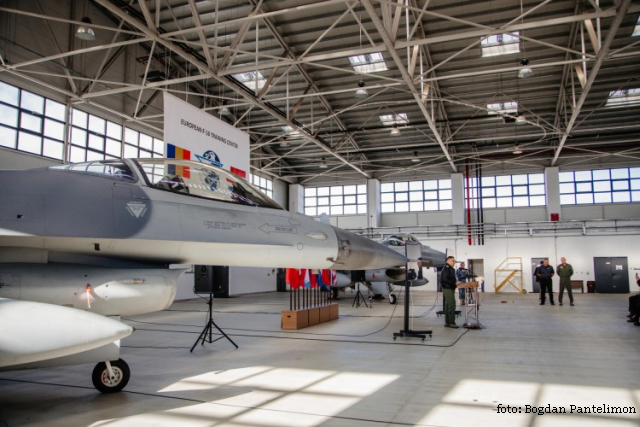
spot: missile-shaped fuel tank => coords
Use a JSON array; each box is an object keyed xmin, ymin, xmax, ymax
[
  {"xmin": 0, "ymin": 263, "xmax": 185, "ymax": 316},
  {"xmin": 0, "ymin": 298, "xmax": 133, "ymax": 368}
]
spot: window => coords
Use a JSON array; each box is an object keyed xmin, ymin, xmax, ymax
[
  {"xmin": 304, "ymin": 184, "xmax": 367, "ymax": 216},
  {"xmin": 559, "ymin": 167, "xmax": 640, "ymax": 205},
  {"xmin": 233, "ymin": 71, "xmax": 267, "ymax": 91},
  {"xmin": 381, "ymin": 179, "xmax": 452, "ymax": 213},
  {"xmin": 466, "ymin": 173, "xmax": 545, "ymax": 208},
  {"xmin": 379, "ymin": 113, "xmax": 409, "ymax": 126},
  {"xmin": 481, "ymin": 32, "xmax": 520, "ymax": 57},
  {"xmin": 633, "ymin": 16, "xmax": 640, "ymax": 36},
  {"xmin": 50, "ymin": 160, "xmax": 136, "ymax": 182},
  {"xmin": 122, "ymin": 126, "xmax": 164, "ymax": 160},
  {"xmin": 0, "ymin": 81, "xmax": 66, "ymax": 160},
  {"xmin": 348, "ymin": 52, "xmax": 388, "ymax": 73},
  {"xmin": 250, "ymin": 173, "xmax": 273, "ymax": 199},
  {"xmin": 606, "ymin": 88, "xmax": 640, "ymax": 107}
]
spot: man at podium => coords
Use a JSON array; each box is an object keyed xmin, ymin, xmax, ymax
[{"xmin": 441, "ymin": 256, "xmax": 461, "ymax": 328}]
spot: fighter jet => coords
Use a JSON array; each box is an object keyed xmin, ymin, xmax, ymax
[
  {"xmin": 338, "ymin": 233, "xmax": 447, "ymax": 304},
  {"xmin": 0, "ymin": 158, "xmax": 406, "ymax": 392}
]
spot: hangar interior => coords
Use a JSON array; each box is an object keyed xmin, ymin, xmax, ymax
[{"xmin": 1, "ymin": 0, "xmax": 640, "ymax": 426}]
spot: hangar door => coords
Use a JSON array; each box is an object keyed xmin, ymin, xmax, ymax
[{"xmin": 593, "ymin": 257, "xmax": 629, "ymax": 293}]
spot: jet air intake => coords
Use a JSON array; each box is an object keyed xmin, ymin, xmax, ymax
[{"xmin": 329, "ymin": 227, "xmax": 407, "ymax": 270}]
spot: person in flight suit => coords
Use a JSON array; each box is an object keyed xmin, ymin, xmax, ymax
[{"xmin": 557, "ymin": 257, "xmax": 575, "ymax": 306}]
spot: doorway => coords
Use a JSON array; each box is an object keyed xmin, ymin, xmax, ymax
[
  {"xmin": 530, "ymin": 257, "xmax": 546, "ymax": 293},
  {"xmin": 593, "ymin": 257, "xmax": 629, "ymax": 293},
  {"xmin": 468, "ymin": 259, "xmax": 484, "ymax": 288}
]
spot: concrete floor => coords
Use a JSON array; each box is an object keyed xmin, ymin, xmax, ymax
[{"xmin": 1, "ymin": 289, "xmax": 639, "ymax": 427}]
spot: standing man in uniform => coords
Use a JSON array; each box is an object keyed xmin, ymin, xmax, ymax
[
  {"xmin": 536, "ymin": 259, "xmax": 555, "ymax": 305},
  {"xmin": 557, "ymin": 257, "xmax": 575, "ymax": 306},
  {"xmin": 441, "ymin": 256, "xmax": 461, "ymax": 328}
]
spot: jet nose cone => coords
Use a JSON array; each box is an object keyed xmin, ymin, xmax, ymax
[{"xmin": 329, "ymin": 227, "xmax": 407, "ymax": 269}]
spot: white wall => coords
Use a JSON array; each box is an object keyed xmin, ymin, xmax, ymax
[
  {"xmin": 272, "ymin": 178, "xmax": 288, "ymax": 208},
  {"xmin": 334, "ymin": 215, "xmax": 368, "ymax": 228},
  {"xmin": 412, "ymin": 234, "xmax": 640, "ymax": 293}
]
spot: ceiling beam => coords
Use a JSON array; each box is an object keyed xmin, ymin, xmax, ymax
[
  {"xmin": 552, "ymin": 0, "xmax": 632, "ymax": 165},
  {"xmin": 94, "ymin": 0, "xmax": 372, "ymax": 179},
  {"xmin": 362, "ymin": 0, "xmax": 456, "ymax": 171},
  {"xmin": 217, "ymin": 5, "xmax": 640, "ymax": 77}
]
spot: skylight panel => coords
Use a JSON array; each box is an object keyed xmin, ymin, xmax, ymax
[
  {"xmin": 487, "ymin": 101, "xmax": 518, "ymax": 115},
  {"xmin": 481, "ymin": 32, "xmax": 520, "ymax": 57},
  {"xmin": 606, "ymin": 88, "xmax": 640, "ymax": 107},
  {"xmin": 379, "ymin": 113, "xmax": 409, "ymax": 126},
  {"xmin": 282, "ymin": 125, "xmax": 302, "ymax": 136},
  {"xmin": 349, "ymin": 52, "xmax": 388, "ymax": 73},
  {"xmin": 233, "ymin": 71, "xmax": 266, "ymax": 91}
]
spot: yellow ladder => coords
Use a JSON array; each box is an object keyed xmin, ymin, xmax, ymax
[{"xmin": 494, "ymin": 257, "xmax": 524, "ymax": 294}]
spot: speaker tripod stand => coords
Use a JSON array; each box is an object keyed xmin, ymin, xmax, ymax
[
  {"xmin": 190, "ymin": 293, "xmax": 238, "ymax": 353},
  {"xmin": 351, "ymin": 282, "xmax": 370, "ymax": 308}
]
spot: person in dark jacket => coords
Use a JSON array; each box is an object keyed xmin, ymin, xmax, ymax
[
  {"xmin": 441, "ymin": 256, "xmax": 460, "ymax": 328},
  {"xmin": 536, "ymin": 259, "xmax": 555, "ymax": 305},
  {"xmin": 628, "ymin": 273, "xmax": 640, "ymax": 325}
]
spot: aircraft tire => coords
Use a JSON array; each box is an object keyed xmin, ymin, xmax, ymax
[
  {"xmin": 389, "ymin": 293, "xmax": 397, "ymax": 305},
  {"xmin": 92, "ymin": 359, "xmax": 130, "ymax": 393}
]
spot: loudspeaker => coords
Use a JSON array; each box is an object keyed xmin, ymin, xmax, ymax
[
  {"xmin": 351, "ymin": 270, "xmax": 365, "ymax": 282},
  {"xmin": 194, "ymin": 265, "xmax": 230, "ymax": 297}
]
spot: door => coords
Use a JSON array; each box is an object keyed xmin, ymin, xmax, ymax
[
  {"xmin": 468, "ymin": 259, "xmax": 484, "ymax": 290},
  {"xmin": 594, "ymin": 257, "xmax": 629, "ymax": 293},
  {"xmin": 530, "ymin": 257, "xmax": 546, "ymax": 293}
]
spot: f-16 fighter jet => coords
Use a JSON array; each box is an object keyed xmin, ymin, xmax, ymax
[{"xmin": 0, "ymin": 158, "xmax": 406, "ymax": 392}]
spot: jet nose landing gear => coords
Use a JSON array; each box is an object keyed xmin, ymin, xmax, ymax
[{"xmin": 92, "ymin": 359, "xmax": 130, "ymax": 393}]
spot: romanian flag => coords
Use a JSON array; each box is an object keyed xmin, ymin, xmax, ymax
[{"xmin": 166, "ymin": 143, "xmax": 191, "ymax": 179}]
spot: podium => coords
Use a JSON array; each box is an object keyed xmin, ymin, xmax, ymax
[{"xmin": 458, "ymin": 282, "xmax": 483, "ymax": 329}]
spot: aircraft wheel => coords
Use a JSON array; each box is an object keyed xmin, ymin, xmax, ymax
[
  {"xmin": 389, "ymin": 293, "xmax": 397, "ymax": 305},
  {"xmin": 92, "ymin": 359, "xmax": 130, "ymax": 393}
]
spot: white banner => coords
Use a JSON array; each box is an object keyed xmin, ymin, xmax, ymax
[{"xmin": 163, "ymin": 92, "xmax": 250, "ymax": 178}]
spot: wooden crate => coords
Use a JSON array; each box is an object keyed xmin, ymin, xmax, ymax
[
  {"xmin": 319, "ymin": 305, "xmax": 331, "ymax": 323},
  {"xmin": 281, "ymin": 309, "xmax": 309, "ymax": 330},
  {"xmin": 308, "ymin": 307, "xmax": 320, "ymax": 326},
  {"xmin": 329, "ymin": 303, "xmax": 339, "ymax": 320}
]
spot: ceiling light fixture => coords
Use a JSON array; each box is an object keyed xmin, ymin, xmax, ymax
[
  {"xmin": 513, "ymin": 144, "xmax": 523, "ymax": 155},
  {"xmin": 355, "ymin": 80, "xmax": 368, "ymax": 98},
  {"xmin": 76, "ymin": 17, "xmax": 96, "ymax": 41},
  {"xmin": 517, "ymin": 1, "xmax": 532, "ymax": 79},
  {"xmin": 390, "ymin": 124, "xmax": 400, "ymax": 136},
  {"xmin": 319, "ymin": 158, "xmax": 328, "ymax": 169},
  {"xmin": 518, "ymin": 58, "xmax": 533, "ymax": 79},
  {"xmin": 411, "ymin": 151, "xmax": 420, "ymax": 163}
]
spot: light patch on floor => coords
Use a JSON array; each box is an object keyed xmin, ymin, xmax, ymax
[
  {"xmin": 420, "ymin": 378, "xmax": 640, "ymax": 426},
  {"xmin": 159, "ymin": 366, "xmax": 273, "ymax": 392}
]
